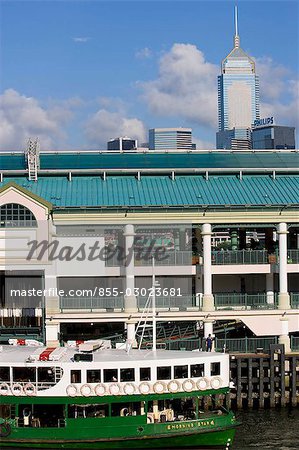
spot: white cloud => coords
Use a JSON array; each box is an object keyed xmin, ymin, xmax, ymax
[
  {"xmin": 84, "ymin": 109, "xmax": 147, "ymax": 148},
  {"xmin": 135, "ymin": 47, "xmax": 152, "ymax": 59},
  {"xmin": 73, "ymin": 37, "xmax": 90, "ymax": 43},
  {"xmin": 0, "ymin": 89, "xmax": 73, "ymax": 150},
  {"xmin": 141, "ymin": 43, "xmax": 218, "ymax": 128}
]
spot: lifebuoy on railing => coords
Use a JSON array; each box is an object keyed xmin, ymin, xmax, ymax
[
  {"xmin": 153, "ymin": 381, "xmax": 166, "ymax": 394},
  {"xmin": 147, "ymin": 413, "xmax": 154, "ymax": 424},
  {"xmin": 12, "ymin": 383, "xmax": 23, "ymax": 396},
  {"xmin": 0, "ymin": 421, "xmax": 11, "ymax": 438},
  {"xmin": 167, "ymin": 380, "xmax": 181, "ymax": 393},
  {"xmin": 124, "ymin": 383, "xmax": 135, "ymax": 395},
  {"xmin": 95, "ymin": 384, "xmax": 106, "ymax": 396},
  {"xmin": 210, "ymin": 376, "xmax": 223, "ymax": 389},
  {"xmin": 0, "ymin": 383, "xmax": 10, "ymax": 396},
  {"xmin": 24, "ymin": 383, "xmax": 36, "ymax": 396},
  {"xmin": 109, "ymin": 383, "xmax": 121, "ymax": 395},
  {"xmin": 182, "ymin": 379, "xmax": 195, "ymax": 392},
  {"xmin": 80, "ymin": 384, "xmax": 93, "ymax": 397},
  {"xmin": 139, "ymin": 382, "xmax": 151, "ymax": 395},
  {"xmin": 66, "ymin": 384, "xmax": 78, "ymax": 397},
  {"xmin": 196, "ymin": 377, "xmax": 210, "ymax": 391}
]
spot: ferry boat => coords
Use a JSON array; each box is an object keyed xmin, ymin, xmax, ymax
[{"xmin": 0, "ymin": 338, "xmax": 237, "ymax": 449}]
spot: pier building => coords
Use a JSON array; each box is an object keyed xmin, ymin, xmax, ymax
[{"xmin": 1, "ymin": 149, "xmax": 299, "ymax": 352}]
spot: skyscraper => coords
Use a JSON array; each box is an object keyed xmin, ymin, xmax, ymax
[{"xmin": 216, "ymin": 6, "xmax": 260, "ymax": 149}]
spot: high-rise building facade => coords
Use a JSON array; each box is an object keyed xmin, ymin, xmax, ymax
[
  {"xmin": 252, "ymin": 125, "xmax": 296, "ymax": 149},
  {"xmin": 149, "ymin": 128, "xmax": 192, "ymax": 150},
  {"xmin": 217, "ymin": 7, "xmax": 260, "ymax": 149}
]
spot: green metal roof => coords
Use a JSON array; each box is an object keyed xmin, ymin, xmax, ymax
[
  {"xmin": 1, "ymin": 175, "xmax": 298, "ymax": 209},
  {"xmin": 1, "ymin": 151, "xmax": 299, "ymax": 172}
]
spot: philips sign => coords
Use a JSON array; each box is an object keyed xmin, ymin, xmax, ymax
[{"xmin": 253, "ymin": 117, "xmax": 274, "ymax": 128}]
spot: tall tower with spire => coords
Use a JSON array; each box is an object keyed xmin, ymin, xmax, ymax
[{"xmin": 216, "ymin": 6, "xmax": 260, "ymax": 149}]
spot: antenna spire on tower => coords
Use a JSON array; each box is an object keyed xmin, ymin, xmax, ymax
[{"xmin": 234, "ymin": 5, "xmax": 240, "ymax": 48}]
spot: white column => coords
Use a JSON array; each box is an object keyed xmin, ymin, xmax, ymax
[
  {"xmin": 277, "ymin": 223, "xmax": 290, "ymax": 309},
  {"xmin": 124, "ymin": 224, "xmax": 137, "ymax": 313},
  {"xmin": 278, "ymin": 317, "xmax": 291, "ymax": 353},
  {"xmin": 266, "ymin": 273, "xmax": 274, "ymax": 305},
  {"xmin": 124, "ymin": 224, "xmax": 137, "ymax": 349},
  {"xmin": 44, "ymin": 265, "xmax": 60, "ymax": 346},
  {"xmin": 202, "ymin": 223, "xmax": 215, "ymax": 311}
]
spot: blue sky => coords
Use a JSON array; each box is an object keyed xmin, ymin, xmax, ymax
[{"xmin": 0, "ymin": 0, "xmax": 298, "ymax": 150}]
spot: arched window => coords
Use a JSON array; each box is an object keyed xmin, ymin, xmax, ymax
[{"xmin": 0, "ymin": 203, "xmax": 37, "ymax": 228}]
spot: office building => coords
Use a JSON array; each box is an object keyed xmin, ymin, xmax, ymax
[
  {"xmin": 149, "ymin": 128, "xmax": 192, "ymax": 150},
  {"xmin": 252, "ymin": 124, "xmax": 296, "ymax": 149},
  {"xmin": 107, "ymin": 137, "xmax": 137, "ymax": 151},
  {"xmin": 216, "ymin": 128, "xmax": 252, "ymax": 150},
  {"xmin": 217, "ymin": 7, "xmax": 260, "ymax": 149}
]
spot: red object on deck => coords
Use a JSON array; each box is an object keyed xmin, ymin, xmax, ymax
[
  {"xmin": 76, "ymin": 340, "xmax": 84, "ymax": 346},
  {"xmin": 17, "ymin": 339, "xmax": 26, "ymax": 345},
  {"xmin": 39, "ymin": 348, "xmax": 56, "ymax": 361}
]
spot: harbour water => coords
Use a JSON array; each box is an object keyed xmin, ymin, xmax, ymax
[{"xmin": 233, "ymin": 409, "xmax": 299, "ymax": 450}]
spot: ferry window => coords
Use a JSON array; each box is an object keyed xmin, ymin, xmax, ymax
[
  {"xmin": 68, "ymin": 404, "xmax": 109, "ymax": 418},
  {"xmin": 26, "ymin": 404, "xmax": 65, "ymax": 428},
  {"xmin": 0, "ymin": 367, "xmax": 10, "ymax": 382},
  {"xmin": 140, "ymin": 367, "xmax": 151, "ymax": 381},
  {"xmin": 157, "ymin": 366, "xmax": 171, "ymax": 380},
  {"xmin": 71, "ymin": 370, "xmax": 81, "ymax": 383},
  {"xmin": 104, "ymin": 369, "xmax": 118, "ymax": 382},
  {"xmin": 13, "ymin": 367, "xmax": 36, "ymax": 382},
  {"xmin": 0, "ymin": 405, "xmax": 11, "ymax": 419},
  {"xmin": 211, "ymin": 362, "xmax": 221, "ymax": 376},
  {"xmin": 37, "ymin": 367, "xmax": 55, "ymax": 383},
  {"xmin": 111, "ymin": 402, "xmax": 141, "ymax": 416},
  {"xmin": 174, "ymin": 365, "xmax": 188, "ymax": 379},
  {"xmin": 191, "ymin": 364, "xmax": 204, "ymax": 377},
  {"xmin": 87, "ymin": 370, "xmax": 101, "ymax": 383},
  {"xmin": 120, "ymin": 368, "xmax": 135, "ymax": 382}
]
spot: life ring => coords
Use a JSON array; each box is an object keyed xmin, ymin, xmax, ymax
[
  {"xmin": 196, "ymin": 377, "xmax": 210, "ymax": 391},
  {"xmin": 124, "ymin": 383, "xmax": 135, "ymax": 395},
  {"xmin": 147, "ymin": 413, "xmax": 154, "ymax": 424},
  {"xmin": 153, "ymin": 381, "xmax": 166, "ymax": 394},
  {"xmin": 120, "ymin": 407, "xmax": 129, "ymax": 417},
  {"xmin": 139, "ymin": 382, "xmax": 151, "ymax": 395},
  {"xmin": 95, "ymin": 384, "xmax": 106, "ymax": 396},
  {"xmin": 109, "ymin": 383, "xmax": 121, "ymax": 395},
  {"xmin": 0, "ymin": 383, "xmax": 10, "ymax": 396},
  {"xmin": 0, "ymin": 421, "xmax": 11, "ymax": 438},
  {"xmin": 182, "ymin": 379, "xmax": 195, "ymax": 392},
  {"xmin": 66, "ymin": 384, "xmax": 78, "ymax": 397},
  {"xmin": 24, "ymin": 383, "xmax": 36, "ymax": 396},
  {"xmin": 80, "ymin": 384, "xmax": 93, "ymax": 397},
  {"xmin": 12, "ymin": 383, "xmax": 23, "ymax": 396},
  {"xmin": 167, "ymin": 380, "xmax": 181, "ymax": 393},
  {"xmin": 210, "ymin": 376, "xmax": 223, "ymax": 389}
]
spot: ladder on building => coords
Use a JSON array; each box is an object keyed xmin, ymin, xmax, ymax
[{"xmin": 26, "ymin": 138, "xmax": 40, "ymax": 181}]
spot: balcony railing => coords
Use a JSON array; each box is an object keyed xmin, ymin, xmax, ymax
[
  {"xmin": 215, "ymin": 337, "xmax": 278, "ymax": 353},
  {"xmin": 211, "ymin": 250, "xmax": 268, "ymax": 265},
  {"xmin": 291, "ymin": 336, "xmax": 299, "ymax": 351},
  {"xmin": 135, "ymin": 250, "xmax": 192, "ymax": 266},
  {"xmin": 214, "ymin": 293, "xmax": 278, "ymax": 310},
  {"xmin": 60, "ymin": 296, "xmax": 124, "ymax": 312},
  {"xmin": 137, "ymin": 295, "xmax": 198, "ymax": 311},
  {"xmin": 290, "ymin": 292, "xmax": 299, "ymax": 309},
  {"xmin": 288, "ymin": 249, "xmax": 299, "ymax": 264}
]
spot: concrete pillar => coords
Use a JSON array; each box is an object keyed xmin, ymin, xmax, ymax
[
  {"xmin": 278, "ymin": 317, "xmax": 291, "ymax": 353},
  {"xmin": 266, "ymin": 273, "xmax": 275, "ymax": 305},
  {"xmin": 202, "ymin": 223, "xmax": 215, "ymax": 311},
  {"xmin": 230, "ymin": 230, "xmax": 238, "ymax": 251},
  {"xmin": 44, "ymin": 267, "xmax": 60, "ymax": 346},
  {"xmin": 126, "ymin": 320, "xmax": 137, "ymax": 350},
  {"xmin": 124, "ymin": 224, "xmax": 137, "ymax": 313},
  {"xmin": 277, "ymin": 223, "xmax": 290, "ymax": 309}
]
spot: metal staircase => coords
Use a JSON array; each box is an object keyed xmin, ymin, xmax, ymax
[{"xmin": 26, "ymin": 138, "xmax": 40, "ymax": 181}]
